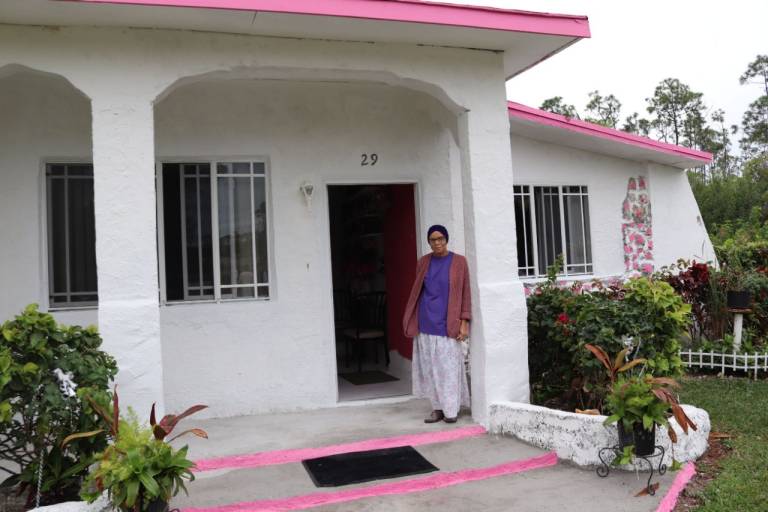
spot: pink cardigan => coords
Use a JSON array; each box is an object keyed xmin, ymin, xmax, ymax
[{"xmin": 402, "ymin": 253, "xmax": 472, "ymax": 339}]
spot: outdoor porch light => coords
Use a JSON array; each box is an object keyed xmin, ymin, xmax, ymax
[{"xmin": 300, "ymin": 181, "xmax": 314, "ymax": 210}]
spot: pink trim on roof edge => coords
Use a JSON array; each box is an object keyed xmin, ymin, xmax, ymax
[
  {"xmin": 508, "ymin": 102, "xmax": 712, "ymax": 163},
  {"xmin": 58, "ymin": 0, "xmax": 591, "ymax": 39}
]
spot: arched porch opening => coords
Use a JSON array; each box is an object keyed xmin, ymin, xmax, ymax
[
  {"xmin": 152, "ymin": 70, "xmax": 467, "ymax": 416},
  {"xmin": 0, "ymin": 64, "xmax": 96, "ymax": 327}
]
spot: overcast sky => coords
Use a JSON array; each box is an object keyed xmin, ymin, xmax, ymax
[{"xmin": 442, "ymin": 0, "xmax": 767, "ymax": 135}]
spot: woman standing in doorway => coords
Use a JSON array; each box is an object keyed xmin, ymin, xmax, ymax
[{"xmin": 402, "ymin": 225, "xmax": 471, "ymax": 423}]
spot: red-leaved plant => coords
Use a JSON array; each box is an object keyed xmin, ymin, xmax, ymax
[{"xmin": 62, "ymin": 388, "xmax": 207, "ymax": 511}]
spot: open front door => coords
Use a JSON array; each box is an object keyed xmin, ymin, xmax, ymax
[{"xmin": 328, "ymin": 184, "xmax": 417, "ymax": 401}]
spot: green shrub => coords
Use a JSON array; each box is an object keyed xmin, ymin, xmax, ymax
[
  {"xmin": 71, "ymin": 388, "xmax": 206, "ymax": 511},
  {"xmin": 0, "ymin": 304, "xmax": 117, "ymax": 506},
  {"xmin": 80, "ymin": 415, "xmax": 195, "ymax": 511},
  {"xmin": 526, "ymin": 276, "xmax": 577, "ymax": 404},
  {"xmin": 527, "ymin": 276, "xmax": 690, "ymax": 410}
]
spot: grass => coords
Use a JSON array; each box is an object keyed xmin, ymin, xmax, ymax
[{"xmin": 677, "ymin": 376, "xmax": 768, "ymax": 511}]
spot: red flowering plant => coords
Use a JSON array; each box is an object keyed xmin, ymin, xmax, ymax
[
  {"xmin": 555, "ymin": 312, "xmax": 573, "ymax": 337},
  {"xmin": 526, "ymin": 256, "xmax": 581, "ymax": 404},
  {"xmin": 654, "ymin": 259, "xmax": 727, "ymax": 343}
]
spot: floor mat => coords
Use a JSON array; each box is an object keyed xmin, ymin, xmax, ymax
[
  {"xmin": 302, "ymin": 446, "xmax": 438, "ymax": 487},
  {"xmin": 339, "ymin": 370, "xmax": 399, "ymax": 385}
]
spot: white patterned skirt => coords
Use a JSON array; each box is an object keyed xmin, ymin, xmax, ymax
[{"xmin": 412, "ymin": 333, "xmax": 471, "ymax": 418}]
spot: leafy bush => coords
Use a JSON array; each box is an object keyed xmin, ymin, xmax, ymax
[
  {"xmin": 80, "ymin": 416, "xmax": 195, "ymax": 511},
  {"xmin": 659, "ymin": 260, "xmax": 768, "ymax": 353},
  {"xmin": 72, "ymin": 389, "xmax": 207, "ymax": 511},
  {"xmin": 0, "ymin": 304, "xmax": 117, "ymax": 506},
  {"xmin": 526, "ymin": 274, "xmax": 578, "ymax": 403},
  {"xmin": 527, "ymin": 275, "xmax": 690, "ymax": 410}
]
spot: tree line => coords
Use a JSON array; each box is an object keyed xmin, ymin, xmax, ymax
[{"xmin": 539, "ymin": 54, "xmax": 768, "ymax": 247}]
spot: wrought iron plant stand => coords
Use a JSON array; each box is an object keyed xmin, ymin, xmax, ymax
[{"xmin": 596, "ymin": 444, "xmax": 667, "ymax": 495}]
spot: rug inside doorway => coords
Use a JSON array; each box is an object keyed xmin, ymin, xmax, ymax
[{"xmin": 339, "ymin": 370, "xmax": 399, "ymax": 385}]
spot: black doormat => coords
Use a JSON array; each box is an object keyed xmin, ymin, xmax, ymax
[
  {"xmin": 339, "ymin": 370, "xmax": 399, "ymax": 386},
  {"xmin": 302, "ymin": 446, "xmax": 438, "ymax": 487}
]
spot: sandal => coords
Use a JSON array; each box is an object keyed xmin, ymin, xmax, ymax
[{"xmin": 424, "ymin": 410, "xmax": 445, "ymax": 423}]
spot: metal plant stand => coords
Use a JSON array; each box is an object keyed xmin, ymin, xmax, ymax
[{"xmin": 596, "ymin": 445, "xmax": 667, "ymax": 495}]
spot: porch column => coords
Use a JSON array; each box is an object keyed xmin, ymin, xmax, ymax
[
  {"xmin": 91, "ymin": 96, "xmax": 164, "ymax": 415},
  {"xmin": 459, "ymin": 99, "xmax": 529, "ymax": 425}
]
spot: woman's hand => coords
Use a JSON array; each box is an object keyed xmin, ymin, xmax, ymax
[{"xmin": 457, "ymin": 320, "xmax": 470, "ymax": 342}]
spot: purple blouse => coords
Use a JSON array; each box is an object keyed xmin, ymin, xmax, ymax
[{"xmin": 418, "ymin": 252, "xmax": 453, "ymax": 337}]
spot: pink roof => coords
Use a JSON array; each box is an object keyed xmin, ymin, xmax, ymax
[
  {"xmin": 507, "ymin": 101, "xmax": 712, "ymax": 164},
  {"xmin": 59, "ymin": 0, "xmax": 591, "ymax": 38}
]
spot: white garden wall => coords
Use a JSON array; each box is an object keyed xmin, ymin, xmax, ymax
[{"xmin": 489, "ymin": 401, "xmax": 710, "ymax": 468}]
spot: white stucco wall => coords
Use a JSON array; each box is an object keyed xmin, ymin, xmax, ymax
[
  {"xmin": 155, "ymin": 80, "xmax": 461, "ymax": 417},
  {"xmin": 647, "ymin": 163, "xmax": 715, "ymax": 266},
  {"xmin": 1, "ymin": 23, "xmax": 523, "ymax": 421},
  {"xmin": 510, "ymin": 135, "xmax": 714, "ymax": 278},
  {"xmin": 0, "ymin": 70, "xmax": 98, "ymax": 328}
]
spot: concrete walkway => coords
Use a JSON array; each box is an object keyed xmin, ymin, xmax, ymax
[{"xmin": 173, "ymin": 399, "xmax": 676, "ymax": 512}]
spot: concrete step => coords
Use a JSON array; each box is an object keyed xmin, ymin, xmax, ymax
[{"xmin": 174, "ymin": 432, "xmax": 549, "ymax": 509}]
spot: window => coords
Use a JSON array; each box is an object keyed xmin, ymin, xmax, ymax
[
  {"xmin": 46, "ymin": 163, "xmax": 98, "ymax": 308},
  {"xmin": 514, "ymin": 185, "xmax": 592, "ymax": 278},
  {"xmin": 159, "ymin": 161, "xmax": 270, "ymax": 302}
]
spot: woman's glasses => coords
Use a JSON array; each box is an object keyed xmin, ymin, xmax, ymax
[{"xmin": 428, "ymin": 236, "xmax": 447, "ymax": 245}]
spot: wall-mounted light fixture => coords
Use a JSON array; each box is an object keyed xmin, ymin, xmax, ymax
[{"xmin": 299, "ymin": 181, "xmax": 314, "ymax": 211}]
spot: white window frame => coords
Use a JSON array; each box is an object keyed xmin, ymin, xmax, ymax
[
  {"xmin": 156, "ymin": 157, "xmax": 274, "ymax": 305},
  {"xmin": 514, "ymin": 184, "xmax": 593, "ymax": 279},
  {"xmin": 44, "ymin": 161, "xmax": 98, "ymax": 310}
]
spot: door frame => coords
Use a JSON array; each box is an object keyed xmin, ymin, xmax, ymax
[{"xmin": 322, "ymin": 178, "xmax": 423, "ymax": 403}]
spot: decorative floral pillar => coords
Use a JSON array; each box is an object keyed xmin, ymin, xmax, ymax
[{"xmin": 622, "ymin": 176, "xmax": 654, "ymax": 275}]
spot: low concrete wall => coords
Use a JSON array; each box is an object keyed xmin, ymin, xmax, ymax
[
  {"xmin": 34, "ymin": 496, "xmax": 109, "ymax": 512},
  {"xmin": 489, "ymin": 401, "xmax": 710, "ymax": 470}
]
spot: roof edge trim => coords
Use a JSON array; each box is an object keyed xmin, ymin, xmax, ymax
[
  {"xmin": 507, "ymin": 101, "xmax": 712, "ymax": 164},
  {"xmin": 57, "ymin": 0, "xmax": 591, "ymax": 38}
]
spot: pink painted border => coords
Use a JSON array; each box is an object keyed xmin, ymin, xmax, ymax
[
  {"xmin": 655, "ymin": 462, "xmax": 696, "ymax": 512},
  {"xmin": 193, "ymin": 425, "xmax": 486, "ymax": 472},
  {"xmin": 57, "ymin": 0, "xmax": 591, "ymax": 38},
  {"xmin": 183, "ymin": 451, "xmax": 558, "ymax": 512},
  {"xmin": 508, "ymin": 102, "xmax": 713, "ymax": 164}
]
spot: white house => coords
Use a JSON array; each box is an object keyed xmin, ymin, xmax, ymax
[{"xmin": 0, "ymin": 0, "xmax": 712, "ymax": 425}]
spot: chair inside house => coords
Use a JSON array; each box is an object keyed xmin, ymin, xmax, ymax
[
  {"xmin": 333, "ymin": 288, "xmax": 354, "ymax": 341},
  {"xmin": 343, "ymin": 292, "xmax": 389, "ymax": 373}
]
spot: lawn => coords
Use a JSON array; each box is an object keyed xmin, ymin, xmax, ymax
[{"xmin": 677, "ymin": 376, "xmax": 768, "ymax": 512}]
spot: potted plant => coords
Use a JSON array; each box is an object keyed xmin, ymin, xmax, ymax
[
  {"xmin": 726, "ymin": 273, "xmax": 752, "ymax": 309},
  {"xmin": 585, "ymin": 344, "xmax": 697, "ymax": 457},
  {"xmin": 722, "ymin": 256, "xmax": 752, "ymax": 310},
  {"xmin": 64, "ymin": 389, "xmax": 207, "ymax": 511}
]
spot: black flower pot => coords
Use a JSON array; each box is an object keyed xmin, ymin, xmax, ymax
[
  {"xmin": 616, "ymin": 421, "xmax": 634, "ymax": 450},
  {"xmin": 633, "ymin": 423, "xmax": 656, "ymax": 456},
  {"xmin": 617, "ymin": 422, "xmax": 656, "ymax": 457},
  {"xmin": 727, "ymin": 291, "xmax": 751, "ymax": 310},
  {"xmin": 147, "ymin": 499, "xmax": 170, "ymax": 512}
]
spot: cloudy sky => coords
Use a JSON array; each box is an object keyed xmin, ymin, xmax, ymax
[{"xmin": 443, "ymin": 0, "xmax": 767, "ymax": 135}]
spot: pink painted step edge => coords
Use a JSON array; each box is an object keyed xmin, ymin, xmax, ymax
[
  {"xmin": 193, "ymin": 425, "xmax": 486, "ymax": 472},
  {"xmin": 183, "ymin": 451, "xmax": 558, "ymax": 512},
  {"xmin": 656, "ymin": 462, "xmax": 696, "ymax": 512}
]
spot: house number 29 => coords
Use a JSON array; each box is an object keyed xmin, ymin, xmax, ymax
[{"xmin": 361, "ymin": 153, "xmax": 379, "ymax": 166}]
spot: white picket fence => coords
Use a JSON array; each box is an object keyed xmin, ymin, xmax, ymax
[{"xmin": 681, "ymin": 350, "xmax": 768, "ymax": 380}]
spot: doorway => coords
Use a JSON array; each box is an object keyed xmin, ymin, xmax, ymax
[{"xmin": 328, "ymin": 184, "xmax": 418, "ymax": 401}]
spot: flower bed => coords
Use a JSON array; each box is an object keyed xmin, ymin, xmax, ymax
[{"xmin": 489, "ymin": 401, "xmax": 710, "ymax": 469}]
